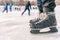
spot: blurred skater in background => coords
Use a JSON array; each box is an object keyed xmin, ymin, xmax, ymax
[
  {"xmin": 21, "ymin": 1, "xmax": 31, "ymax": 16},
  {"xmin": 9, "ymin": 3, "xmax": 13, "ymax": 12},
  {"xmin": 2, "ymin": 3, "xmax": 8, "ymax": 13}
]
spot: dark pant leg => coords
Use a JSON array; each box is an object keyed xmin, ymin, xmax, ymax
[
  {"xmin": 28, "ymin": 8, "xmax": 30, "ymax": 16},
  {"xmin": 6, "ymin": 9, "xmax": 8, "ymax": 13},
  {"xmin": 21, "ymin": 8, "xmax": 27, "ymax": 15},
  {"xmin": 37, "ymin": 5, "xmax": 43, "ymax": 13},
  {"xmin": 3, "ymin": 8, "xmax": 6, "ymax": 12}
]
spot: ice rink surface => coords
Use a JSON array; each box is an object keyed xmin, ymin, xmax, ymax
[{"xmin": 0, "ymin": 5, "xmax": 60, "ymax": 40}]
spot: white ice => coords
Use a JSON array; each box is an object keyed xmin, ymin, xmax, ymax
[{"xmin": 0, "ymin": 5, "xmax": 60, "ymax": 40}]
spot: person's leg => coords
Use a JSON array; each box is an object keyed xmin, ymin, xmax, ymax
[
  {"xmin": 37, "ymin": 5, "xmax": 43, "ymax": 13},
  {"xmin": 28, "ymin": 8, "xmax": 30, "ymax": 16},
  {"xmin": 6, "ymin": 9, "xmax": 8, "ymax": 13},
  {"xmin": 2, "ymin": 8, "xmax": 6, "ymax": 12},
  {"xmin": 37, "ymin": 3, "xmax": 43, "ymax": 19},
  {"xmin": 10, "ymin": 8, "xmax": 12, "ymax": 12},
  {"xmin": 21, "ymin": 8, "xmax": 27, "ymax": 15}
]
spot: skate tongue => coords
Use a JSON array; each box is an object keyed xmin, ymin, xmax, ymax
[{"xmin": 40, "ymin": 28, "xmax": 50, "ymax": 32}]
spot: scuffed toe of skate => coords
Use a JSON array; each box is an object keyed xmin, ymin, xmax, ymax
[{"xmin": 30, "ymin": 30, "xmax": 40, "ymax": 34}]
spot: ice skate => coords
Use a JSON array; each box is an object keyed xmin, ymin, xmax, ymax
[
  {"xmin": 30, "ymin": 14, "xmax": 58, "ymax": 34},
  {"xmin": 29, "ymin": 0, "xmax": 58, "ymax": 34}
]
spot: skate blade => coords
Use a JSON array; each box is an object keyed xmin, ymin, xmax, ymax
[{"xmin": 30, "ymin": 30, "xmax": 58, "ymax": 34}]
